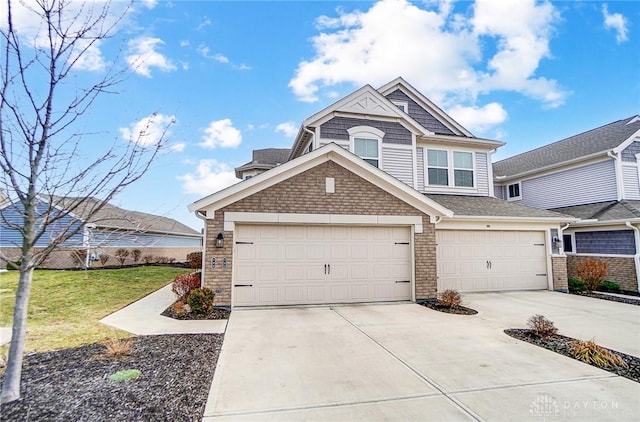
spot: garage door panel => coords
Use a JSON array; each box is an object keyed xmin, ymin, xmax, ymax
[
  {"xmin": 234, "ymin": 224, "xmax": 412, "ymax": 306},
  {"xmin": 437, "ymin": 230, "xmax": 548, "ymax": 293}
]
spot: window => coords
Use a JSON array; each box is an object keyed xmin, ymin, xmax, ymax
[
  {"xmin": 562, "ymin": 234, "xmax": 573, "ymax": 253},
  {"xmin": 392, "ymin": 101, "xmax": 408, "ymax": 113},
  {"xmin": 354, "ymin": 138, "xmax": 379, "ymax": 167},
  {"xmin": 507, "ymin": 182, "xmax": 521, "ymax": 200},
  {"xmin": 427, "ymin": 149, "xmax": 448, "ymax": 186},
  {"xmin": 453, "ymin": 151, "xmax": 473, "ymax": 187}
]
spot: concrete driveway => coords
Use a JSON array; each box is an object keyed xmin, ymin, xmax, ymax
[{"xmin": 203, "ymin": 292, "xmax": 640, "ymax": 421}]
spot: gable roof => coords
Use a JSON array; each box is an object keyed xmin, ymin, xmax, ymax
[
  {"xmin": 235, "ymin": 148, "xmax": 290, "ymax": 178},
  {"xmin": 550, "ymin": 200, "xmax": 640, "ymax": 223},
  {"xmin": 494, "ymin": 115, "xmax": 640, "ymax": 179},
  {"xmin": 426, "ymin": 194, "xmax": 574, "ymax": 222},
  {"xmin": 189, "ymin": 143, "xmax": 453, "ymax": 221}
]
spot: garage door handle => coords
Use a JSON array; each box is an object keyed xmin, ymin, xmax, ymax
[
  {"xmin": 234, "ymin": 284, "xmax": 253, "ymax": 287},
  {"xmin": 328, "ymin": 264, "xmax": 330, "ymax": 274},
  {"xmin": 395, "ymin": 242, "xmax": 410, "ymax": 245},
  {"xmin": 395, "ymin": 280, "xmax": 410, "ymax": 283},
  {"xmin": 324, "ymin": 264, "xmax": 327, "ymax": 274}
]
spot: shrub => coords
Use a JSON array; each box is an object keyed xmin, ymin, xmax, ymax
[
  {"xmin": 70, "ymin": 249, "xmax": 87, "ymax": 266},
  {"xmin": 142, "ymin": 254, "xmax": 155, "ymax": 264},
  {"xmin": 570, "ymin": 340, "xmax": 628, "ymax": 369},
  {"xmin": 172, "ymin": 272, "xmax": 201, "ymax": 299},
  {"xmin": 155, "ymin": 256, "xmax": 170, "ymax": 264},
  {"xmin": 187, "ymin": 251, "xmax": 203, "ymax": 269},
  {"xmin": 131, "ymin": 248, "xmax": 142, "ymax": 263},
  {"xmin": 171, "ymin": 300, "xmax": 190, "ymax": 316},
  {"xmin": 99, "ymin": 253, "xmax": 110, "ymax": 266},
  {"xmin": 103, "ymin": 338, "xmax": 134, "ymax": 357},
  {"xmin": 438, "ymin": 289, "xmax": 462, "ymax": 308},
  {"xmin": 114, "ymin": 248, "xmax": 130, "ymax": 265},
  {"xmin": 526, "ymin": 314, "xmax": 558, "ymax": 340},
  {"xmin": 576, "ymin": 258, "xmax": 608, "ymax": 291},
  {"xmin": 187, "ymin": 287, "xmax": 215, "ymax": 315},
  {"xmin": 599, "ymin": 280, "xmax": 621, "ymax": 293},
  {"xmin": 568, "ymin": 278, "xmax": 587, "ymax": 293}
]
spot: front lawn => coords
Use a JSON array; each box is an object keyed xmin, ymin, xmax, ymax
[{"xmin": 0, "ymin": 266, "xmax": 188, "ymax": 353}]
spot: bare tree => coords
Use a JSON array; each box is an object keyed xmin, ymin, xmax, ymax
[{"xmin": 0, "ymin": 0, "xmax": 171, "ymax": 403}]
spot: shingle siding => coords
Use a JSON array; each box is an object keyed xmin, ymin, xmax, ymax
[
  {"xmin": 517, "ymin": 160, "xmax": 618, "ymax": 209},
  {"xmin": 384, "ymin": 89, "xmax": 455, "ymax": 135},
  {"xmin": 621, "ymin": 141, "xmax": 640, "ymax": 162},
  {"xmin": 320, "ymin": 117, "xmax": 412, "ymax": 145},
  {"xmin": 574, "ymin": 230, "xmax": 636, "ymax": 255}
]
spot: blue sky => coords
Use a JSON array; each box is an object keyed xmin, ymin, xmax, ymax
[{"xmin": 4, "ymin": 0, "xmax": 639, "ymax": 230}]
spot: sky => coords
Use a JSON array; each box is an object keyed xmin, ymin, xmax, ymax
[{"xmin": 3, "ymin": 0, "xmax": 639, "ymax": 231}]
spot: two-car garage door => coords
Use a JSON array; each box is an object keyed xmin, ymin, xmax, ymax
[{"xmin": 234, "ymin": 225, "xmax": 412, "ymax": 307}]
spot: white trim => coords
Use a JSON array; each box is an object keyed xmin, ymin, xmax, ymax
[
  {"xmin": 411, "ymin": 134, "xmax": 418, "ymax": 190},
  {"xmin": 506, "ymin": 181, "xmax": 522, "ymax": 201},
  {"xmin": 566, "ymin": 252, "xmax": 636, "ymax": 258},
  {"xmin": 223, "ymin": 212, "xmax": 424, "ymax": 233}
]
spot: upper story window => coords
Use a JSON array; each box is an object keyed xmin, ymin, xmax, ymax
[
  {"xmin": 507, "ymin": 182, "xmax": 521, "ymax": 200},
  {"xmin": 348, "ymin": 126, "xmax": 384, "ymax": 168},
  {"xmin": 391, "ymin": 101, "xmax": 408, "ymax": 113},
  {"xmin": 427, "ymin": 149, "xmax": 474, "ymax": 187}
]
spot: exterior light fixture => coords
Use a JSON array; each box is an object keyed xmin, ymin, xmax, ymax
[{"xmin": 216, "ymin": 232, "xmax": 224, "ymax": 248}]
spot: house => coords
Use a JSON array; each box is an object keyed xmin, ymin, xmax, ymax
[
  {"xmin": 493, "ymin": 116, "xmax": 640, "ymax": 293},
  {"xmin": 189, "ymin": 77, "xmax": 572, "ymax": 308},
  {"xmin": 1, "ymin": 196, "xmax": 202, "ymax": 269},
  {"xmin": 235, "ymin": 148, "xmax": 291, "ymax": 180}
]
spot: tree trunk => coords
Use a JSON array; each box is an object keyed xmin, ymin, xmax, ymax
[{"xmin": 0, "ymin": 266, "xmax": 34, "ymax": 403}]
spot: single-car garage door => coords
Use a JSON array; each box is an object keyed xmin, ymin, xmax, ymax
[
  {"xmin": 436, "ymin": 230, "xmax": 548, "ymax": 292},
  {"xmin": 234, "ymin": 224, "xmax": 412, "ymax": 306}
]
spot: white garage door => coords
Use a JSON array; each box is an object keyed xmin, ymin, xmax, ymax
[
  {"xmin": 234, "ymin": 224, "xmax": 412, "ymax": 306},
  {"xmin": 436, "ymin": 230, "xmax": 548, "ymax": 292}
]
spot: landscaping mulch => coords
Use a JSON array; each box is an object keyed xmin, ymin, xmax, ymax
[
  {"xmin": 161, "ymin": 305, "xmax": 230, "ymax": 320},
  {"xmin": 421, "ymin": 302, "xmax": 478, "ymax": 315},
  {"xmin": 0, "ymin": 334, "xmax": 223, "ymax": 421},
  {"xmin": 570, "ymin": 291, "xmax": 640, "ymax": 306},
  {"xmin": 505, "ymin": 329, "xmax": 640, "ymax": 383}
]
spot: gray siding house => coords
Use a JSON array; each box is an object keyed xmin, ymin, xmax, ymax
[{"xmin": 493, "ymin": 116, "xmax": 640, "ymax": 292}]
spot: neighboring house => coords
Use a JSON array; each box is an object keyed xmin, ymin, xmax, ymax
[
  {"xmin": 1, "ymin": 196, "xmax": 202, "ymax": 269},
  {"xmin": 235, "ymin": 148, "xmax": 291, "ymax": 180},
  {"xmin": 189, "ymin": 77, "xmax": 572, "ymax": 309},
  {"xmin": 493, "ymin": 116, "xmax": 640, "ymax": 292}
]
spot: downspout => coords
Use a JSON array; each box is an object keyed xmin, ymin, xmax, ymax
[
  {"xmin": 195, "ymin": 211, "xmax": 208, "ymax": 288},
  {"xmin": 607, "ymin": 151, "xmax": 623, "ymax": 201},
  {"xmin": 625, "ymin": 221, "xmax": 640, "ymax": 293},
  {"xmin": 558, "ymin": 223, "xmax": 570, "ymax": 255},
  {"xmin": 302, "ymin": 126, "xmax": 315, "ymax": 153}
]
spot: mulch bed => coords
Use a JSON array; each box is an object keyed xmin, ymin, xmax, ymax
[
  {"xmin": 421, "ymin": 302, "xmax": 478, "ymax": 315},
  {"xmin": 0, "ymin": 334, "xmax": 223, "ymax": 421},
  {"xmin": 570, "ymin": 291, "xmax": 640, "ymax": 306},
  {"xmin": 161, "ymin": 305, "xmax": 230, "ymax": 320},
  {"xmin": 505, "ymin": 329, "xmax": 640, "ymax": 383}
]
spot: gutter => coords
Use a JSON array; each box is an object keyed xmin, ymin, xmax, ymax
[
  {"xmin": 625, "ymin": 221, "xmax": 640, "ymax": 293},
  {"xmin": 302, "ymin": 126, "xmax": 315, "ymax": 152}
]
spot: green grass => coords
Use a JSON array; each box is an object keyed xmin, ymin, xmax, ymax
[{"xmin": 0, "ymin": 266, "xmax": 187, "ymax": 353}]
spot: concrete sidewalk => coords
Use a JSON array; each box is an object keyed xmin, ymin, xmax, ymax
[{"xmin": 99, "ymin": 284, "xmax": 227, "ymax": 335}]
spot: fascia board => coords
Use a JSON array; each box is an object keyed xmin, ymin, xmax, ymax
[
  {"xmin": 419, "ymin": 134, "xmax": 504, "ymax": 149},
  {"xmin": 445, "ymin": 215, "xmax": 578, "ymax": 223}
]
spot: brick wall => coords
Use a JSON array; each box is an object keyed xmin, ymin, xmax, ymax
[
  {"xmin": 567, "ymin": 255, "xmax": 638, "ymax": 292},
  {"xmin": 202, "ymin": 160, "xmax": 436, "ymax": 306},
  {"xmin": 551, "ymin": 256, "xmax": 568, "ymax": 291}
]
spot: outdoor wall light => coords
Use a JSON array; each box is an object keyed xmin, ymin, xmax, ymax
[
  {"xmin": 552, "ymin": 236, "xmax": 562, "ymax": 250},
  {"xmin": 216, "ymin": 232, "xmax": 224, "ymax": 248}
]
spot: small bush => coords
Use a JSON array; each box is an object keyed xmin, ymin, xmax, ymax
[
  {"xmin": 527, "ymin": 314, "xmax": 558, "ymax": 340},
  {"xmin": 187, "ymin": 251, "xmax": 203, "ymax": 269},
  {"xmin": 103, "ymin": 337, "xmax": 134, "ymax": 357},
  {"xmin": 171, "ymin": 300, "xmax": 190, "ymax": 316},
  {"xmin": 599, "ymin": 280, "xmax": 621, "ymax": 293},
  {"xmin": 568, "ymin": 277, "xmax": 587, "ymax": 293},
  {"xmin": 570, "ymin": 340, "xmax": 628, "ymax": 369},
  {"xmin": 70, "ymin": 249, "xmax": 87, "ymax": 266},
  {"xmin": 171, "ymin": 272, "xmax": 201, "ymax": 299},
  {"xmin": 438, "ymin": 289, "xmax": 462, "ymax": 308},
  {"xmin": 576, "ymin": 258, "xmax": 608, "ymax": 291},
  {"xmin": 155, "ymin": 256, "xmax": 171, "ymax": 264},
  {"xmin": 114, "ymin": 248, "xmax": 130, "ymax": 265},
  {"xmin": 142, "ymin": 254, "xmax": 155, "ymax": 264},
  {"xmin": 131, "ymin": 248, "xmax": 142, "ymax": 263},
  {"xmin": 187, "ymin": 287, "xmax": 215, "ymax": 315},
  {"xmin": 99, "ymin": 253, "xmax": 110, "ymax": 266}
]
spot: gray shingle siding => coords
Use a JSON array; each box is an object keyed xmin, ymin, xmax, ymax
[
  {"xmin": 320, "ymin": 117, "xmax": 412, "ymax": 145},
  {"xmin": 575, "ymin": 230, "xmax": 636, "ymax": 255},
  {"xmin": 517, "ymin": 160, "xmax": 618, "ymax": 209},
  {"xmin": 621, "ymin": 141, "xmax": 640, "ymax": 162},
  {"xmin": 384, "ymin": 89, "xmax": 455, "ymax": 136}
]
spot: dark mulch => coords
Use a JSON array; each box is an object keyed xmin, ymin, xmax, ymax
[
  {"xmin": 161, "ymin": 305, "xmax": 230, "ymax": 321},
  {"xmin": 0, "ymin": 334, "xmax": 223, "ymax": 421},
  {"xmin": 421, "ymin": 302, "xmax": 478, "ymax": 315},
  {"xmin": 505, "ymin": 329, "xmax": 640, "ymax": 383},
  {"xmin": 570, "ymin": 291, "xmax": 640, "ymax": 306}
]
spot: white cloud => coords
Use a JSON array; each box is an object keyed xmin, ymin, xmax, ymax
[
  {"xmin": 275, "ymin": 121, "xmax": 298, "ymax": 138},
  {"xmin": 200, "ymin": 119, "xmax": 242, "ymax": 149},
  {"xmin": 119, "ymin": 113, "xmax": 175, "ymax": 147},
  {"xmin": 141, "ymin": 0, "xmax": 157, "ymax": 9},
  {"xmin": 602, "ymin": 4, "xmax": 628, "ymax": 43},
  {"xmin": 126, "ymin": 36, "xmax": 177, "ymax": 77},
  {"xmin": 170, "ymin": 142, "xmax": 186, "ymax": 152},
  {"xmin": 447, "ymin": 102, "xmax": 507, "ymax": 133},
  {"xmin": 289, "ymin": 0, "xmax": 566, "ymax": 114},
  {"xmin": 196, "ymin": 17, "xmax": 212, "ymax": 31},
  {"xmin": 178, "ymin": 159, "xmax": 239, "ymax": 195}
]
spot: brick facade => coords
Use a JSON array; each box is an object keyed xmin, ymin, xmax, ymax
[
  {"xmin": 551, "ymin": 256, "xmax": 568, "ymax": 291},
  {"xmin": 202, "ymin": 161, "xmax": 437, "ymax": 307},
  {"xmin": 567, "ymin": 255, "xmax": 639, "ymax": 292}
]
